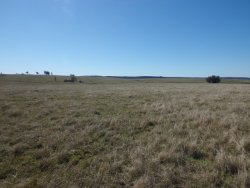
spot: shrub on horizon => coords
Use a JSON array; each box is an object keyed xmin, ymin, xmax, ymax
[
  {"xmin": 70, "ymin": 74, "xmax": 77, "ymax": 82},
  {"xmin": 44, "ymin": 71, "xmax": 50, "ymax": 75},
  {"xmin": 64, "ymin": 74, "xmax": 77, "ymax": 83},
  {"xmin": 206, "ymin": 75, "xmax": 221, "ymax": 83}
]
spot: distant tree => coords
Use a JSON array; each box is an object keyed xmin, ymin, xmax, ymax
[
  {"xmin": 64, "ymin": 74, "xmax": 77, "ymax": 83},
  {"xmin": 36, "ymin": 72, "xmax": 39, "ymax": 75},
  {"xmin": 26, "ymin": 71, "xmax": 29, "ymax": 75},
  {"xmin": 44, "ymin": 71, "xmax": 50, "ymax": 75},
  {"xmin": 70, "ymin": 74, "xmax": 77, "ymax": 82},
  {"xmin": 206, "ymin": 75, "xmax": 221, "ymax": 83}
]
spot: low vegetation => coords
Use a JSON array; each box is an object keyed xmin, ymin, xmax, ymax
[
  {"xmin": 0, "ymin": 76, "xmax": 250, "ymax": 187},
  {"xmin": 206, "ymin": 75, "xmax": 221, "ymax": 83},
  {"xmin": 64, "ymin": 74, "xmax": 78, "ymax": 83},
  {"xmin": 44, "ymin": 71, "xmax": 50, "ymax": 76}
]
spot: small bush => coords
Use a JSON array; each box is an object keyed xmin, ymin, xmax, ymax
[
  {"xmin": 70, "ymin": 74, "xmax": 77, "ymax": 82},
  {"xmin": 206, "ymin": 75, "xmax": 221, "ymax": 83},
  {"xmin": 64, "ymin": 74, "xmax": 77, "ymax": 83}
]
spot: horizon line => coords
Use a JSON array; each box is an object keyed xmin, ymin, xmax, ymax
[{"xmin": 1, "ymin": 73, "xmax": 250, "ymax": 79}]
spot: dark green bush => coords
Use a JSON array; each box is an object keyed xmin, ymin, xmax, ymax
[{"xmin": 206, "ymin": 75, "xmax": 221, "ymax": 83}]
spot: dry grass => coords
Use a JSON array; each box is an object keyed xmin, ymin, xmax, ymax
[{"xmin": 0, "ymin": 76, "xmax": 250, "ymax": 187}]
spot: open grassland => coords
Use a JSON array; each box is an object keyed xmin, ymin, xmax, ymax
[
  {"xmin": 1, "ymin": 74, "xmax": 250, "ymax": 84},
  {"xmin": 1, "ymin": 76, "xmax": 250, "ymax": 187}
]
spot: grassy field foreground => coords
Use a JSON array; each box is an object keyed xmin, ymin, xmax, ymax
[{"xmin": 1, "ymin": 78, "xmax": 250, "ymax": 187}]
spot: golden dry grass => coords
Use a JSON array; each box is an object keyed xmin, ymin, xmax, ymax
[{"xmin": 0, "ymin": 76, "xmax": 250, "ymax": 187}]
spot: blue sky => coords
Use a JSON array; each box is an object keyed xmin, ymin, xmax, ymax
[{"xmin": 0, "ymin": 0, "xmax": 250, "ymax": 76}]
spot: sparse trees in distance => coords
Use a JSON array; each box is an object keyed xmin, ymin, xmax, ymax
[
  {"xmin": 64, "ymin": 74, "xmax": 77, "ymax": 83},
  {"xmin": 44, "ymin": 71, "xmax": 50, "ymax": 75},
  {"xmin": 206, "ymin": 75, "xmax": 221, "ymax": 83},
  {"xmin": 70, "ymin": 74, "xmax": 77, "ymax": 82}
]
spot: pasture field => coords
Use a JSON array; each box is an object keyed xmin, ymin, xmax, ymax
[{"xmin": 1, "ymin": 75, "xmax": 250, "ymax": 187}]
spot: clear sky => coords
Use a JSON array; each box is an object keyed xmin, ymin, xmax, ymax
[{"xmin": 0, "ymin": 0, "xmax": 250, "ymax": 77}]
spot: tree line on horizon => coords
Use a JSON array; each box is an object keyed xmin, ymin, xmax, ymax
[{"xmin": 0, "ymin": 71, "xmax": 222, "ymax": 83}]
